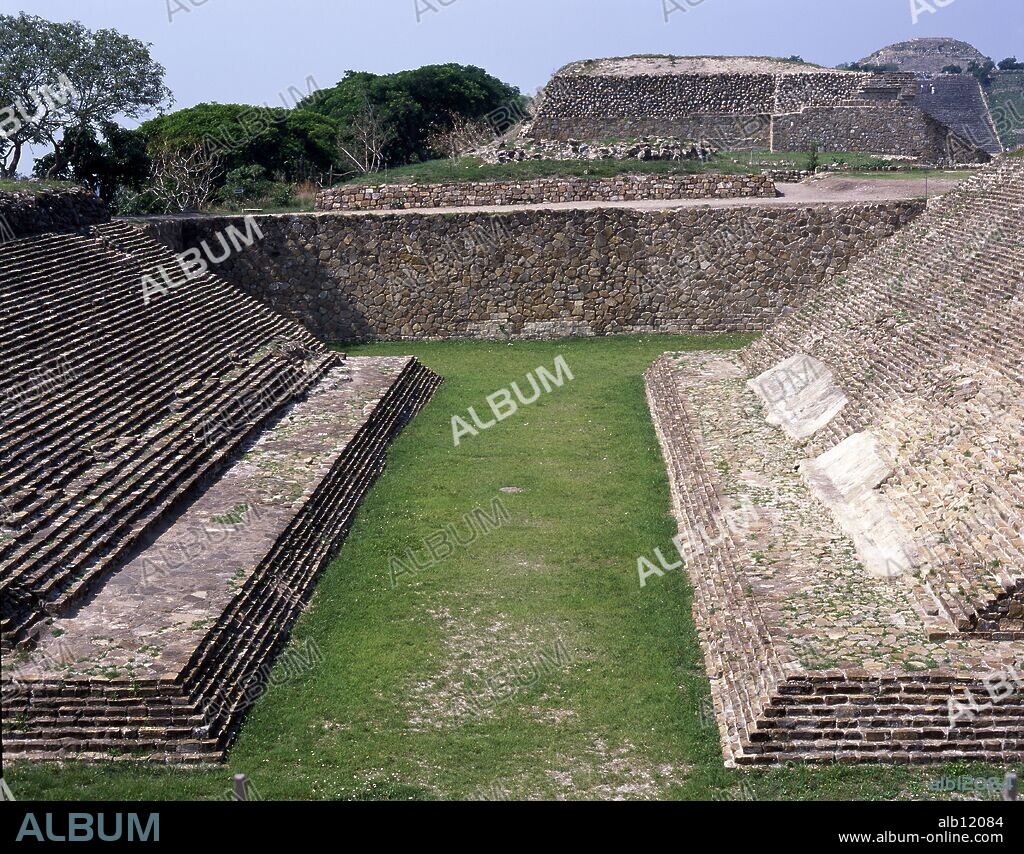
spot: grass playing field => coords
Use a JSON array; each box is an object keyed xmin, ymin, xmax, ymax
[{"xmin": 5, "ymin": 336, "xmax": 1013, "ymax": 801}]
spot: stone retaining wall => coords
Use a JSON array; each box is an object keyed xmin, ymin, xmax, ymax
[
  {"xmin": 529, "ymin": 67, "xmax": 990, "ymax": 162},
  {"xmin": 773, "ymin": 105, "xmax": 990, "ymax": 162},
  {"xmin": 533, "ymin": 72, "xmax": 916, "ymax": 124},
  {"xmin": 138, "ymin": 200, "xmax": 924, "ymax": 343},
  {"xmin": 0, "ymin": 187, "xmax": 109, "ymax": 240},
  {"xmin": 529, "ymin": 114, "xmax": 773, "ymax": 148},
  {"xmin": 315, "ymin": 173, "xmax": 776, "ymax": 211}
]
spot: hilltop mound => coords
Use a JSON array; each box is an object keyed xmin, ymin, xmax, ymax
[{"xmin": 859, "ymin": 37, "xmax": 988, "ymax": 75}]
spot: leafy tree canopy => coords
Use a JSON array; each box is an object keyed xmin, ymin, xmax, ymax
[
  {"xmin": 967, "ymin": 59, "xmax": 997, "ymax": 85},
  {"xmin": 139, "ymin": 103, "xmax": 338, "ymax": 178},
  {"xmin": 33, "ymin": 122, "xmax": 149, "ymax": 199},
  {"xmin": 0, "ymin": 12, "xmax": 172, "ymax": 177},
  {"xmin": 299, "ymin": 63, "xmax": 524, "ymax": 165},
  {"xmin": 838, "ymin": 61, "xmax": 899, "ymax": 73}
]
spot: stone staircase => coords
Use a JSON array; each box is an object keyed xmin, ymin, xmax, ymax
[
  {"xmin": 1, "ymin": 218, "xmax": 441, "ymax": 761},
  {"xmin": 1, "ymin": 223, "xmax": 336, "ymax": 648},
  {"xmin": 744, "ymin": 156, "xmax": 1024, "ymax": 637},
  {"xmin": 647, "ymin": 352, "xmax": 1022, "ymax": 766},
  {"xmin": 646, "ymin": 155, "xmax": 1023, "ymax": 764},
  {"xmin": 915, "ymin": 77, "xmax": 1003, "ymax": 155},
  {"xmin": 3, "ymin": 358, "xmax": 440, "ymax": 762}
]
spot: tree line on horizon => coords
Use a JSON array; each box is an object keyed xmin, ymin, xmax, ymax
[{"xmin": 0, "ymin": 12, "xmax": 527, "ymax": 213}]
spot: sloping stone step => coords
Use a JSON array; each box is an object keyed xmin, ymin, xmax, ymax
[
  {"xmin": 3, "ymin": 356, "xmax": 441, "ymax": 762},
  {"xmin": 646, "ymin": 351, "xmax": 1022, "ymax": 766}
]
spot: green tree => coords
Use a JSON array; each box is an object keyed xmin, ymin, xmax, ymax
[
  {"xmin": 0, "ymin": 13, "xmax": 172, "ymax": 178},
  {"xmin": 967, "ymin": 60, "xmax": 997, "ymax": 85},
  {"xmin": 997, "ymin": 57, "xmax": 1024, "ymax": 71},
  {"xmin": 33, "ymin": 122, "xmax": 150, "ymax": 199},
  {"xmin": 0, "ymin": 13, "xmax": 73, "ymax": 177},
  {"xmin": 301, "ymin": 64, "xmax": 525, "ymax": 167},
  {"xmin": 837, "ymin": 62, "xmax": 898, "ymax": 73},
  {"xmin": 139, "ymin": 104, "xmax": 338, "ymax": 179},
  {"xmin": 806, "ymin": 140, "xmax": 820, "ymax": 173}
]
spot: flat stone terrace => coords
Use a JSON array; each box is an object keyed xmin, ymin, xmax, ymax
[
  {"xmin": 315, "ymin": 172, "xmax": 776, "ymax": 213},
  {"xmin": 3, "ymin": 355, "xmax": 440, "ymax": 762},
  {"xmin": 144, "ymin": 174, "xmax": 968, "ymax": 224},
  {"xmin": 557, "ymin": 56, "xmax": 838, "ymax": 77},
  {"xmin": 745, "ymin": 157, "xmax": 1024, "ymax": 636},
  {"xmin": 646, "ymin": 351, "xmax": 1022, "ymax": 766}
]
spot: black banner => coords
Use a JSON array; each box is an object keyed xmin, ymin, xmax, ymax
[{"xmin": 0, "ymin": 800, "xmax": 1017, "ymax": 848}]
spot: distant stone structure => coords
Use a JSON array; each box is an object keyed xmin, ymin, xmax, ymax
[
  {"xmin": 857, "ymin": 38, "xmax": 1024, "ymax": 154},
  {"xmin": 526, "ymin": 55, "xmax": 991, "ymax": 164},
  {"xmin": 915, "ymin": 76, "xmax": 1003, "ymax": 154},
  {"xmin": 859, "ymin": 37, "xmax": 988, "ymax": 76}
]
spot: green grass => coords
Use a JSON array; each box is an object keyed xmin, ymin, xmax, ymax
[
  {"xmin": 5, "ymin": 337, "xmax": 1015, "ymax": 801},
  {"xmin": 0, "ymin": 179, "xmax": 78, "ymax": 194},
  {"xmin": 338, "ymin": 156, "xmax": 728, "ymax": 186},
  {"xmin": 841, "ymin": 170, "xmax": 974, "ymax": 180},
  {"xmin": 334, "ymin": 151, "xmax": 912, "ymax": 188},
  {"xmin": 985, "ymin": 71, "xmax": 1024, "ymax": 150},
  {"xmin": 204, "ymin": 200, "xmax": 317, "ymax": 215}
]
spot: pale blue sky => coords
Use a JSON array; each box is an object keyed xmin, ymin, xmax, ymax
[{"xmin": 7, "ymin": 0, "xmax": 1022, "ymax": 166}]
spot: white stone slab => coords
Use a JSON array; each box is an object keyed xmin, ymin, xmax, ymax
[
  {"xmin": 801, "ymin": 431, "xmax": 919, "ymax": 579},
  {"xmin": 748, "ymin": 353, "xmax": 848, "ymax": 441}
]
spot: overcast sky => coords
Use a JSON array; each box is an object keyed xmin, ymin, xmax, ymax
[{"xmin": 8, "ymin": 0, "xmax": 1023, "ymax": 166}]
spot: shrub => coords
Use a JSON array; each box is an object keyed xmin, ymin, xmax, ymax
[
  {"xmin": 219, "ymin": 165, "xmax": 273, "ymax": 202},
  {"xmin": 806, "ymin": 141, "xmax": 820, "ymax": 173},
  {"xmin": 967, "ymin": 60, "xmax": 996, "ymax": 85},
  {"xmin": 140, "ymin": 104, "xmax": 338, "ymax": 180},
  {"xmin": 108, "ymin": 186, "xmax": 164, "ymax": 216}
]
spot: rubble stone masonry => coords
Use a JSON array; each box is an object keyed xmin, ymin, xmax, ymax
[
  {"xmin": 528, "ymin": 64, "xmax": 989, "ymax": 163},
  {"xmin": 139, "ymin": 200, "xmax": 923, "ymax": 343},
  {"xmin": 315, "ymin": 172, "xmax": 776, "ymax": 212},
  {"xmin": 0, "ymin": 187, "xmax": 109, "ymax": 239}
]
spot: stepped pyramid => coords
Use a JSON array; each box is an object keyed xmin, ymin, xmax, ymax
[
  {"xmin": 1, "ymin": 199, "xmax": 440, "ymax": 761},
  {"xmin": 647, "ymin": 155, "xmax": 1023, "ymax": 764}
]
